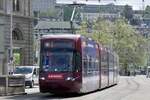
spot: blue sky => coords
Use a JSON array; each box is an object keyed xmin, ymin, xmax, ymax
[{"xmin": 57, "ymin": 0, "xmax": 150, "ymax": 10}]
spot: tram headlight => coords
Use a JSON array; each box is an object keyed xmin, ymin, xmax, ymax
[
  {"xmin": 40, "ymin": 77, "xmax": 45, "ymax": 80},
  {"xmin": 66, "ymin": 77, "xmax": 75, "ymax": 81}
]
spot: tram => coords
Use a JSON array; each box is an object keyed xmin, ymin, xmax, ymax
[{"xmin": 39, "ymin": 34, "xmax": 119, "ymax": 94}]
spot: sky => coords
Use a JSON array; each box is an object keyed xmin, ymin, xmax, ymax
[{"xmin": 56, "ymin": 0, "xmax": 150, "ymax": 10}]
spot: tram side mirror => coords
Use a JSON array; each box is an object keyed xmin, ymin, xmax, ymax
[
  {"xmin": 33, "ymin": 69, "xmax": 36, "ymax": 75},
  {"xmin": 75, "ymin": 52, "xmax": 81, "ymax": 72}
]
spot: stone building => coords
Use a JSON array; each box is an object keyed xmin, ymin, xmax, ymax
[
  {"xmin": 32, "ymin": 0, "xmax": 56, "ymax": 12},
  {"xmin": 34, "ymin": 21, "xmax": 80, "ymax": 36},
  {"xmin": 0, "ymin": 0, "xmax": 33, "ymax": 75},
  {"xmin": 80, "ymin": 4, "xmax": 124, "ymax": 21},
  {"xmin": 32, "ymin": 0, "xmax": 63, "ymax": 25}
]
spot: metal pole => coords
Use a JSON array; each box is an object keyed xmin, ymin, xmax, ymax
[
  {"xmin": 9, "ymin": 0, "xmax": 13, "ymax": 75},
  {"xmin": 98, "ymin": 0, "xmax": 100, "ymax": 18},
  {"xmin": 142, "ymin": 0, "xmax": 145, "ymax": 11},
  {"xmin": 37, "ymin": 11, "xmax": 40, "ymax": 66},
  {"xmin": 70, "ymin": 7, "xmax": 76, "ymax": 34}
]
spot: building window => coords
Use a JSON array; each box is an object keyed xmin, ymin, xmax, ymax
[
  {"xmin": 0, "ymin": 0, "xmax": 3, "ymax": 10},
  {"xmin": 12, "ymin": 28, "xmax": 23, "ymax": 40},
  {"xmin": 13, "ymin": 31, "xmax": 20, "ymax": 40},
  {"xmin": 13, "ymin": 0, "xmax": 20, "ymax": 12}
]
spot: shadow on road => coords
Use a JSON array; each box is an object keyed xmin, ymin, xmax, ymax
[
  {"xmin": 3, "ymin": 84, "xmax": 118, "ymax": 100},
  {"xmin": 3, "ymin": 93, "xmax": 84, "ymax": 100}
]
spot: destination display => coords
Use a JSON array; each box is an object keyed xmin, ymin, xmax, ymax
[{"xmin": 43, "ymin": 40, "xmax": 74, "ymax": 49}]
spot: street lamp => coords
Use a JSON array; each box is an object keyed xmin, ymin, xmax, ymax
[
  {"xmin": 58, "ymin": 0, "xmax": 86, "ymax": 34},
  {"xmin": 70, "ymin": 6, "xmax": 76, "ymax": 34},
  {"xmin": 9, "ymin": 0, "xmax": 13, "ymax": 75},
  {"xmin": 142, "ymin": 0, "xmax": 145, "ymax": 11},
  {"xmin": 68, "ymin": 0, "xmax": 86, "ymax": 34}
]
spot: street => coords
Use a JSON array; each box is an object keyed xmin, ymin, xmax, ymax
[{"xmin": 0, "ymin": 75, "xmax": 150, "ymax": 100}]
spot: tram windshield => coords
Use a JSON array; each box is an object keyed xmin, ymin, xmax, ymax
[{"xmin": 41, "ymin": 51, "xmax": 74, "ymax": 72}]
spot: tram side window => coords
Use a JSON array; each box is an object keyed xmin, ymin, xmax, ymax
[
  {"xmin": 101, "ymin": 52, "xmax": 104, "ymax": 62},
  {"xmin": 83, "ymin": 56, "xmax": 88, "ymax": 75},
  {"xmin": 95, "ymin": 58, "xmax": 99, "ymax": 71},
  {"xmin": 88, "ymin": 56, "xmax": 92, "ymax": 72},
  {"xmin": 91, "ymin": 58, "xmax": 96, "ymax": 71},
  {"xmin": 88, "ymin": 56, "xmax": 96, "ymax": 72},
  {"xmin": 93, "ymin": 59, "xmax": 96, "ymax": 71},
  {"xmin": 109, "ymin": 53, "xmax": 113, "ymax": 68},
  {"xmin": 114, "ymin": 57, "xmax": 117, "ymax": 73},
  {"xmin": 102, "ymin": 51, "xmax": 107, "ymax": 63},
  {"xmin": 101, "ymin": 51, "xmax": 107, "ymax": 67}
]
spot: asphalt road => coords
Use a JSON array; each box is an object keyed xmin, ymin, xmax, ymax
[{"xmin": 1, "ymin": 75, "xmax": 150, "ymax": 100}]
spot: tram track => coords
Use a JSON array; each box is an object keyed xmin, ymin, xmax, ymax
[
  {"xmin": 67, "ymin": 77, "xmax": 134, "ymax": 100},
  {"xmin": 93, "ymin": 76, "xmax": 140, "ymax": 100},
  {"xmin": 119, "ymin": 77, "xmax": 140, "ymax": 100}
]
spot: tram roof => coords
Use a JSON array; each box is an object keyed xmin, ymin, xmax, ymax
[{"xmin": 41, "ymin": 34, "xmax": 82, "ymax": 40}]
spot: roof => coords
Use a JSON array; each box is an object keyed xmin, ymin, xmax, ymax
[
  {"xmin": 34, "ymin": 21, "xmax": 80, "ymax": 30},
  {"xmin": 81, "ymin": 4, "xmax": 124, "ymax": 13},
  {"xmin": 41, "ymin": 34, "xmax": 81, "ymax": 40}
]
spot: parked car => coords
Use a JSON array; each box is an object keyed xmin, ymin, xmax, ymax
[{"xmin": 14, "ymin": 66, "xmax": 39, "ymax": 88}]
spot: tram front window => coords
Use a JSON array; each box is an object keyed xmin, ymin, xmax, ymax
[{"xmin": 41, "ymin": 51, "xmax": 73, "ymax": 72}]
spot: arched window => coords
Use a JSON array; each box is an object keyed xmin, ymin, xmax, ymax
[
  {"xmin": 13, "ymin": 0, "xmax": 20, "ymax": 12},
  {"xmin": 12, "ymin": 28, "xmax": 23, "ymax": 40}
]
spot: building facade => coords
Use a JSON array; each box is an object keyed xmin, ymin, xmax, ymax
[
  {"xmin": 32, "ymin": 0, "xmax": 63, "ymax": 26},
  {"xmin": 34, "ymin": 21, "xmax": 80, "ymax": 36},
  {"xmin": 80, "ymin": 4, "xmax": 124, "ymax": 21},
  {"xmin": 32, "ymin": 0, "xmax": 56, "ymax": 12},
  {"xmin": 0, "ymin": 0, "xmax": 33, "ymax": 75}
]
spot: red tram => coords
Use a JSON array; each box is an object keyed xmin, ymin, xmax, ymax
[{"xmin": 39, "ymin": 34, "xmax": 119, "ymax": 94}]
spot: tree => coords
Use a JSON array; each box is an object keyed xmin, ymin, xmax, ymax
[
  {"xmin": 78, "ymin": 19, "xmax": 147, "ymax": 74},
  {"xmin": 113, "ymin": 19, "xmax": 147, "ymax": 72},
  {"xmin": 14, "ymin": 53, "xmax": 20, "ymax": 65},
  {"xmin": 92, "ymin": 19, "xmax": 114, "ymax": 45},
  {"xmin": 143, "ymin": 6, "xmax": 150, "ymax": 18},
  {"xmin": 79, "ymin": 19, "xmax": 114, "ymax": 46},
  {"xmin": 122, "ymin": 5, "xmax": 133, "ymax": 23}
]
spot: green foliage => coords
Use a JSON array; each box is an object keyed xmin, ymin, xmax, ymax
[
  {"xmin": 78, "ymin": 21, "xmax": 88, "ymax": 35},
  {"xmin": 93, "ymin": 19, "xmax": 114, "ymax": 45},
  {"xmin": 78, "ymin": 19, "xmax": 148, "ymax": 71},
  {"xmin": 143, "ymin": 6, "xmax": 150, "ymax": 18},
  {"xmin": 63, "ymin": 6, "xmax": 81, "ymax": 21},
  {"xmin": 13, "ymin": 53, "xmax": 20, "ymax": 66},
  {"xmin": 63, "ymin": 6, "xmax": 74, "ymax": 21},
  {"xmin": 121, "ymin": 5, "xmax": 133, "ymax": 22}
]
